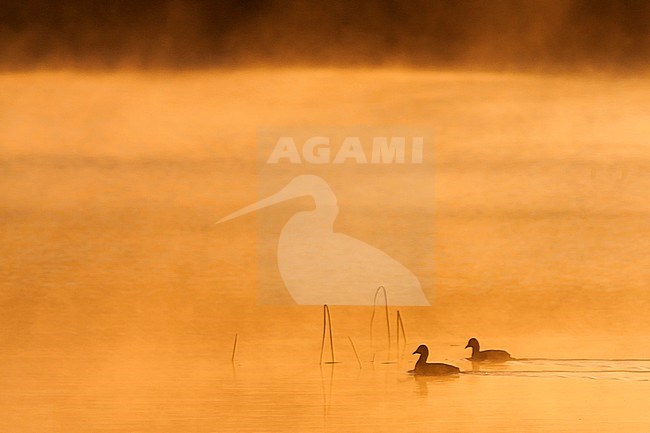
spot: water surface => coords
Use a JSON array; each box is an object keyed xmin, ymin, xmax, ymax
[{"xmin": 1, "ymin": 69, "xmax": 649, "ymax": 431}]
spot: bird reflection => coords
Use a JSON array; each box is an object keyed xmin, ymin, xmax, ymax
[
  {"xmin": 413, "ymin": 372, "xmax": 459, "ymax": 397},
  {"xmin": 469, "ymin": 360, "xmax": 510, "ymax": 373}
]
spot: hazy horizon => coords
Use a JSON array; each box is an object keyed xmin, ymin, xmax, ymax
[{"xmin": 1, "ymin": 0, "xmax": 649, "ymax": 70}]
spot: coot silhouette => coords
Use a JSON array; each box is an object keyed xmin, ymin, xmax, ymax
[
  {"xmin": 465, "ymin": 338, "xmax": 512, "ymax": 362},
  {"xmin": 411, "ymin": 345, "xmax": 460, "ymax": 376}
]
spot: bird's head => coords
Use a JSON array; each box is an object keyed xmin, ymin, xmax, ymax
[
  {"xmin": 412, "ymin": 344, "xmax": 429, "ymax": 356},
  {"xmin": 465, "ymin": 338, "xmax": 479, "ymax": 350}
]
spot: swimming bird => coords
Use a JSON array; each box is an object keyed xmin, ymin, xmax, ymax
[
  {"xmin": 465, "ymin": 338, "xmax": 512, "ymax": 362},
  {"xmin": 410, "ymin": 345, "xmax": 460, "ymax": 376},
  {"xmin": 218, "ymin": 175, "xmax": 429, "ymax": 306}
]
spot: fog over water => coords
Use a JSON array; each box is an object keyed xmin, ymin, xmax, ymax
[{"xmin": 1, "ymin": 1, "xmax": 650, "ymax": 431}]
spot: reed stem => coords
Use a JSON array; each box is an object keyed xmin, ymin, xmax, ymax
[
  {"xmin": 396, "ymin": 310, "xmax": 407, "ymax": 359},
  {"xmin": 231, "ymin": 333, "xmax": 238, "ymax": 364},
  {"xmin": 320, "ymin": 304, "xmax": 335, "ymax": 363},
  {"xmin": 370, "ymin": 286, "xmax": 391, "ymax": 361},
  {"xmin": 348, "ymin": 336, "xmax": 362, "ymax": 369}
]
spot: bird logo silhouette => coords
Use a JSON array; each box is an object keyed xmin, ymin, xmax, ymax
[{"xmin": 219, "ymin": 175, "xmax": 429, "ymax": 306}]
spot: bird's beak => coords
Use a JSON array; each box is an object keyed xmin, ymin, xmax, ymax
[
  {"xmin": 412, "ymin": 350, "xmax": 418, "ymax": 355},
  {"xmin": 464, "ymin": 344, "xmax": 470, "ymax": 349},
  {"xmin": 217, "ymin": 184, "xmax": 300, "ymax": 224}
]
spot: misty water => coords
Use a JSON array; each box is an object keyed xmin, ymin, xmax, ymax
[{"xmin": 1, "ymin": 69, "xmax": 649, "ymax": 432}]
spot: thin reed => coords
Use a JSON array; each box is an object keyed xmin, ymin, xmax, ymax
[
  {"xmin": 396, "ymin": 310, "xmax": 407, "ymax": 359},
  {"xmin": 320, "ymin": 304, "xmax": 336, "ymax": 364},
  {"xmin": 348, "ymin": 336, "xmax": 363, "ymax": 369},
  {"xmin": 231, "ymin": 333, "xmax": 238, "ymax": 364},
  {"xmin": 370, "ymin": 286, "xmax": 391, "ymax": 361}
]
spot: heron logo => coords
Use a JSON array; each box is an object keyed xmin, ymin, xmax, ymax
[{"xmin": 220, "ymin": 126, "xmax": 435, "ymax": 306}]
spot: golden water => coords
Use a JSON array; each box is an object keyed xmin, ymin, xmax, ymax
[{"xmin": 1, "ymin": 69, "xmax": 649, "ymax": 432}]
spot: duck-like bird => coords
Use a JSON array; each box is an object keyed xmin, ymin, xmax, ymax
[
  {"xmin": 410, "ymin": 345, "xmax": 460, "ymax": 376},
  {"xmin": 465, "ymin": 337, "xmax": 512, "ymax": 362}
]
